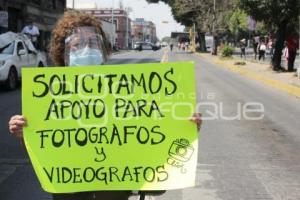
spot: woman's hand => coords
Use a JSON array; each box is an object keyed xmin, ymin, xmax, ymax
[
  {"xmin": 8, "ymin": 115, "xmax": 27, "ymax": 139},
  {"xmin": 190, "ymin": 113, "xmax": 202, "ymax": 131}
]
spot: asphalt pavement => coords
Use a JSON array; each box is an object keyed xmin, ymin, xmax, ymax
[{"xmin": 0, "ymin": 48, "xmax": 300, "ymax": 200}]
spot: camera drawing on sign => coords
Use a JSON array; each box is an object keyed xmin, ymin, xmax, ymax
[{"xmin": 167, "ymin": 138, "xmax": 194, "ymax": 173}]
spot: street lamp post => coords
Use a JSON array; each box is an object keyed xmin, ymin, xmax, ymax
[
  {"xmin": 111, "ymin": 0, "xmax": 115, "ymax": 48},
  {"xmin": 126, "ymin": 9, "xmax": 129, "ymax": 49},
  {"xmin": 125, "ymin": 7, "xmax": 132, "ymax": 49},
  {"xmin": 212, "ymin": 0, "xmax": 217, "ymax": 55},
  {"xmin": 192, "ymin": 21, "xmax": 196, "ymax": 52}
]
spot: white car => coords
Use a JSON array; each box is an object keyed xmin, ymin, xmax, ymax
[{"xmin": 0, "ymin": 32, "xmax": 47, "ymax": 90}]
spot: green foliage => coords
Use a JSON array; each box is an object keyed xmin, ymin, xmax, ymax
[
  {"xmin": 239, "ymin": 0, "xmax": 300, "ymax": 28},
  {"xmin": 220, "ymin": 45, "xmax": 234, "ymax": 57},
  {"xmin": 228, "ymin": 9, "xmax": 247, "ymax": 33},
  {"xmin": 147, "ymin": 0, "xmax": 236, "ymax": 35},
  {"xmin": 239, "ymin": 0, "xmax": 300, "ymax": 70}
]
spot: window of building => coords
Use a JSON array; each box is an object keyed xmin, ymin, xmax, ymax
[{"xmin": 114, "ymin": 19, "xmax": 118, "ymax": 31}]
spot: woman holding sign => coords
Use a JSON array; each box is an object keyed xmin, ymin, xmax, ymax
[{"xmin": 9, "ymin": 10, "xmax": 202, "ymax": 200}]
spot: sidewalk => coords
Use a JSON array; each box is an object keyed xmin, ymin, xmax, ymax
[
  {"xmin": 232, "ymin": 47, "xmax": 300, "ymax": 70},
  {"xmin": 197, "ymin": 52, "xmax": 300, "ymax": 98}
]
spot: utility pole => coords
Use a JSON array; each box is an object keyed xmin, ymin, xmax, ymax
[
  {"xmin": 125, "ymin": 7, "xmax": 132, "ymax": 49},
  {"xmin": 126, "ymin": 8, "xmax": 129, "ymax": 49},
  {"xmin": 212, "ymin": 0, "xmax": 216, "ymax": 55},
  {"xmin": 72, "ymin": 0, "xmax": 75, "ymax": 9},
  {"xmin": 193, "ymin": 21, "xmax": 196, "ymax": 52},
  {"xmin": 111, "ymin": 0, "xmax": 115, "ymax": 48}
]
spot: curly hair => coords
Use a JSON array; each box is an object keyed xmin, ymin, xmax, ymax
[{"xmin": 49, "ymin": 10, "xmax": 111, "ymax": 66}]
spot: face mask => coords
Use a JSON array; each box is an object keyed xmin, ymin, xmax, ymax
[{"xmin": 69, "ymin": 47, "xmax": 104, "ymax": 66}]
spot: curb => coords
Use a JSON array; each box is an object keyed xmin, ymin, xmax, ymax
[
  {"xmin": 112, "ymin": 50, "xmax": 130, "ymax": 55},
  {"xmin": 196, "ymin": 53, "xmax": 300, "ymax": 98}
]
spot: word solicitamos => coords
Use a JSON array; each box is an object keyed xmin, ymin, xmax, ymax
[{"xmin": 32, "ymin": 68, "xmax": 177, "ymax": 97}]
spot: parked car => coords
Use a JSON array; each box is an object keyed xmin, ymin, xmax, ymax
[
  {"xmin": 133, "ymin": 42, "xmax": 160, "ymax": 51},
  {"xmin": 0, "ymin": 32, "xmax": 47, "ymax": 90}
]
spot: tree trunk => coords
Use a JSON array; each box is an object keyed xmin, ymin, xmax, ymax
[
  {"xmin": 272, "ymin": 21, "xmax": 287, "ymax": 70},
  {"xmin": 198, "ymin": 32, "xmax": 206, "ymax": 52},
  {"xmin": 212, "ymin": 35, "xmax": 218, "ymax": 55}
]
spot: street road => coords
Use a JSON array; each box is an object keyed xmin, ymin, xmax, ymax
[{"xmin": 0, "ymin": 48, "xmax": 300, "ymax": 200}]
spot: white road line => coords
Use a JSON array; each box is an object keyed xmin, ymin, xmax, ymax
[{"xmin": 161, "ymin": 48, "xmax": 169, "ymax": 63}]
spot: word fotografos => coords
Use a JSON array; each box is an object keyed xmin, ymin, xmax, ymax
[{"xmin": 36, "ymin": 125, "xmax": 165, "ymax": 148}]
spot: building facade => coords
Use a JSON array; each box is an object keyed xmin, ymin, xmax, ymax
[
  {"xmin": 132, "ymin": 18, "xmax": 157, "ymax": 44},
  {"xmin": 0, "ymin": 0, "xmax": 66, "ymax": 50},
  {"xmin": 98, "ymin": 19, "xmax": 117, "ymax": 48},
  {"xmin": 79, "ymin": 8, "xmax": 132, "ymax": 49}
]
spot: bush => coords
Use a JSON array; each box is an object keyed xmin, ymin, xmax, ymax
[{"xmin": 221, "ymin": 45, "xmax": 234, "ymax": 57}]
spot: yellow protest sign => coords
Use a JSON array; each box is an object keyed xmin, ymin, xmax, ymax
[{"xmin": 22, "ymin": 62, "xmax": 198, "ymax": 193}]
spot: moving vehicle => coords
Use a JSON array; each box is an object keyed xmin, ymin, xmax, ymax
[
  {"xmin": 0, "ymin": 32, "xmax": 47, "ymax": 90},
  {"xmin": 133, "ymin": 42, "xmax": 160, "ymax": 51}
]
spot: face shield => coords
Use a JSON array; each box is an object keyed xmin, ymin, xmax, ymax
[{"xmin": 64, "ymin": 26, "xmax": 107, "ymax": 66}]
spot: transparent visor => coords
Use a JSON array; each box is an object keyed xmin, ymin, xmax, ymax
[{"xmin": 64, "ymin": 26, "xmax": 108, "ymax": 66}]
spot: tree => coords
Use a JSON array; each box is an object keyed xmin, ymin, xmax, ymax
[
  {"xmin": 147, "ymin": 0, "xmax": 236, "ymax": 53},
  {"xmin": 239, "ymin": 0, "xmax": 300, "ymax": 70},
  {"xmin": 161, "ymin": 36, "xmax": 172, "ymax": 43},
  {"xmin": 228, "ymin": 9, "xmax": 248, "ymax": 44}
]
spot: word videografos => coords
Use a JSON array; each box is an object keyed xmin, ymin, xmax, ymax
[{"xmin": 43, "ymin": 165, "xmax": 168, "ymax": 185}]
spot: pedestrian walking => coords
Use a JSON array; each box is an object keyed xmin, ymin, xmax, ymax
[
  {"xmin": 258, "ymin": 39, "xmax": 266, "ymax": 61},
  {"xmin": 8, "ymin": 10, "xmax": 202, "ymax": 200},
  {"xmin": 240, "ymin": 39, "xmax": 246, "ymax": 59},
  {"xmin": 181, "ymin": 42, "xmax": 185, "ymax": 51},
  {"xmin": 283, "ymin": 42, "xmax": 289, "ymax": 63},
  {"xmin": 267, "ymin": 36, "xmax": 275, "ymax": 58},
  {"xmin": 185, "ymin": 42, "xmax": 189, "ymax": 51},
  {"xmin": 286, "ymin": 32, "xmax": 299, "ymax": 72},
  {"xmin": 170, "ymin": 43, "xmax": 174, "ymax": 51},
  {"xmin": 253, "ymin": 36, "xmax": 259, "ymax": 59}
]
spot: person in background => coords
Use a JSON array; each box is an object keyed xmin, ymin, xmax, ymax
[
  {"xmin": 286, "ymin": 32, "xmax": 299, "ymax": 72},
  {"xmin": 21, "ymin": 21, "xmax": 40, "ymax": 49},
  {"xmin": 170, "ymin": 43, "xmax": 174, "ymax": 51},
  {"xmin": 185, "ymin": 41, "xmax": 189, "ymax": 51},
  {"xmin": 267, "ymin": 35, "xmax": 275, "ymax": 58},
  {"xmin": 258, "ymin": 38, "xmax": 266, "ymax": 61},
  {"xmin": 283, "ymin": 41, "xmax": 289, "ymax": 64},
  {"xmin": 240, "ymin": 39, "xmax": 246, "ymax": 59},
  {"xmin": 8, "ymin": 10, "xmax": 202, "ymax": 200},
  {"xmin": 253, "ymin": 35, "xmax": 260, "ymax": 60}
]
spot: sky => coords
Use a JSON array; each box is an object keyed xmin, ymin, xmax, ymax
[{"xmin": 66, "ymin": 0, "xmax": 184, "ymax": 39}]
